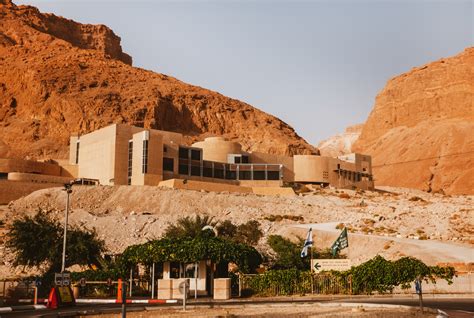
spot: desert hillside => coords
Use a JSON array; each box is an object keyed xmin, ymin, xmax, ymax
[
  {"xmin": 352, "ymin": 48, "xmax": 474, "ymax": 195},
  {"xmin": 1, "ymin": 185, "xmax": 472, "ymax": 277},
  {"xmin": 0, "ymin": 0, "xmax": 316, "ymax": 159}
]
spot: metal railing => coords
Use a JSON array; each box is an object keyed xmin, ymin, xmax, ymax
[{"xmin": 239, "ymin": 273, "xmax": 352, "ymax": 297}]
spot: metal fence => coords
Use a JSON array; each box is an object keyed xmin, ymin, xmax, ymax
[
  {"xmin": 239, "ymin": 273, "xmax": 352, "ymax": 297},
  {"xmin": 0, "ymin": 280, "xmax": 36, "ymax": 305}
]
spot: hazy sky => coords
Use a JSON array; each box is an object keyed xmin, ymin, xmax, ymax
[{"xmin": 17, "ymin": 0, "xmax": 473, "ymax": 145}]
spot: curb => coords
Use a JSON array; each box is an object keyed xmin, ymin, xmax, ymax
[
  {"xmin": 0, "ymin": 304, "xmax": 46, "ymax": 313},
  {"xmin": 76, "ymin": 298, "xmax": 178, "ymax": 304}
]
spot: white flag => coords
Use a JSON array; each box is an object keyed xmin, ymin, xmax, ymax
[{"xmin": 300, "ymin": 228, "xmax": 313, "ymax": 258}]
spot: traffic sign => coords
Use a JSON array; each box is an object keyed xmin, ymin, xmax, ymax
[{"xmin": 55, "ymin": 272, "xmax": 71, "ymax": 286}]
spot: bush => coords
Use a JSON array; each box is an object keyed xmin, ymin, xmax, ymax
[
  {"xmin": 267, "ymin": 235, "xmax": 309, "ymax": 270},
  {"xmin": 6, "ymin": 210, "xmax": 105, "ymax": 272},
  {"xmin": 217, "ymin": 220, "xmax": 263, "ymax": 246},
  {"xmin": 337, "ymin": 255, "xmax": 455, "ymax": 294}
]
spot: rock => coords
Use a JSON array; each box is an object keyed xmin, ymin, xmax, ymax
[
  {"xmin": 0, "ymin": 1, "xmax": 317, "ymax": 160},
  {"xmin": 352, "ymin": 48, "xmax": 474, "ymax": 195},
  {"xmin": 318, "ymin": 124, "xmax": 363, "ymax": 157}
]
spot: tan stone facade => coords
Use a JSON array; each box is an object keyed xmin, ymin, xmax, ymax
[
  {"xmin": 0, "ymin": 158, "xmax": 76, "ymax": 204},
  {"xmin": 69, "ymin": 124, "xmax": 374, "ymax": 191}
]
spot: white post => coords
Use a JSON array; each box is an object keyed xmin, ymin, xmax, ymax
[
  {"xmin": 194, "ymin": 262, "xmax": 198, "ymax": 299},
  {"xmin": 61, "ymin": 185, "xmax": 72, "ymax": 273},
  {"xmin": 129, "ymin": 268, "xmax": 133, "ymax": 297},
  {"xmin": 151, "ymin": 263, "xmax": 155, "ymax": 299}
]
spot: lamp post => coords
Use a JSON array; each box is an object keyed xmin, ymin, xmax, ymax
[{"xmin": 61, "ymin": 183, "xmax": 73, "ymax": 273}]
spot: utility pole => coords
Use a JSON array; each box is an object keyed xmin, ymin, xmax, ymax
[{"xmin": 61, "ymin": 183, "xmax": 73, "ymax": 273}]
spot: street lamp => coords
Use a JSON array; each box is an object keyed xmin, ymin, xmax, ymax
[{"xmin": 61, "ymin": 183, "xmax": 73, "ymax": 273}]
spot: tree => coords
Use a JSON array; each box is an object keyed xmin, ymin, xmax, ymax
[
  {"xmin": 6, "ymin": 210, "xmax": 105, "ymax": 272},
  {"xmin": 267, "ymin": 235, "xmax": 309, "ymax": 270},
  {"xmin": 217, "ymin": 220, "xmax": 263, "ymax": 246},
  {"xmin": 216, "ymin": 220, "xmax": 237, "ymax": 238},
  {"xmin": 163, "ymin": 215, "xmax": 217, "ymax": 239},
  {"xmin": 236, "ymin": 220, "xmax": 263, "ymax": 245}
]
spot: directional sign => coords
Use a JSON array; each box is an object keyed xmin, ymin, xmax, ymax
[
  {"xmin": 311, "ymin": 259, "xmax": 351, "ymax": 273},
  {"xmin": 179, "ymin": 279, "xmax": 190, "ymax": 294},
  {"xmin": 313, "ymin": 262, "xmax": 321, "ymax": 271}
]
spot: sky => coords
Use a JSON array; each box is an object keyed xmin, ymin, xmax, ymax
[{"xmin": 17, "ymin": 0, "xmax": 474, "ymax": 145}]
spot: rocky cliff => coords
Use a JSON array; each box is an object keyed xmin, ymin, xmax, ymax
[
  {"xmin": 352, "ymin": 48, "xmax": 474, "ymax": 195},
  {"xmin": 0, "ymin": 0, "xmax": 317, "ymax": 159},
  {"xmin": 317, "ymin": 124, "xmax": 362, "ymax": 157}
]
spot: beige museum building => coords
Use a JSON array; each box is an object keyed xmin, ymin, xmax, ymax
[{"xmin": 68, "ymin": 124, "xmax": 374, "ymax": 192}]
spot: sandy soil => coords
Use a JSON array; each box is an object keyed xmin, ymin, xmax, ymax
[{"xmin": 82, "ymin": 303, "xmax": 436, "ymax": 318}]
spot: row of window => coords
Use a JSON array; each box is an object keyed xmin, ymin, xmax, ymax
[
  {"xmin": 127, "ymin": 140, "xmax": 133, "ymax": 185},
  {"xmin": 131, "ymin": 144, "xmax": 281, "ymax": 182},
  {"xmin": 177, "ymin": 159, "xmax": 281, "ymax": 180}
]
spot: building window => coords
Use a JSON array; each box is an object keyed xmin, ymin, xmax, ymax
[
  {"xmin": 179, "ymin": 147, "xmax": 189, "ymax": 159},
  {"xmin": 190, "ymin": 164, "xmax": 201, "ymax": 176},
  {"xmin": 191, "ymin": 149, "xmax": 202, "ymax": 161},
  {"xmin": 253, "ymin": 170, "xmax": 265, "ymax": 180},
  {"xmin": 142, "ymin": 140, "xmax": 148, "ymax": 174},
  {"xmin": 163, "ymin": 145, "xmax": 168, "ymax": 153},
  {"xmin": 234, "ymin": 156, "xmax": 241, "ymax": 164},
  {"xmin": 75, "ymin": 140, "xmax": 80, "ymax": 164},
  {"xmin": 127, "ymin": 140, "xmax": 133, "ymax": 185},
  {"xmin": 163, "ymin": 157, "xmax": 174, "ymax": 172},
  {"xmin": 241, "ymin": 155, "xmax": 249, "ymax": 164},
  {"xmin": 179, "ymin": 163, "xmax": 189, "ymax": 175},
  {"xmin": 267, "ymin": 171, "xmax": 280, "ymax": 180}
]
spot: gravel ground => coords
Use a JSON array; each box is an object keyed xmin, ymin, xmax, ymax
[{"xmin": 0, "ymin": 185, "xmax": 472, "ymax": 278}]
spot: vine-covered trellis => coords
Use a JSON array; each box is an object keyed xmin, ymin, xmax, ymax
[{"xmin": 120, "ymin": 236, "xmax": 262, "ymax": 274}]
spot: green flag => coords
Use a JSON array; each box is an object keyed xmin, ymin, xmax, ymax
[{"xmin": 331, "ymin": 227, "xmax": 349, "ymax": 257}]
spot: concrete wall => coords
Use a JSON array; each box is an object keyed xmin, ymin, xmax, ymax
[
  {"xmin": 0, "ymin": 180, "xmax": 59, "ymax": 204},
  {"xmin": 192, "ymin": 137, "xmax": 242, "ymax": 163},
  {"xmin": 293, "ymin": 155, "xmax": 331, "ymax": 183},
  {"xmin": 8, "ymin": 172, "xmax": 73, "ymax": 184},
  {"xmin": 159, "ymin": 178, "xmax": 253, "ymax": 194},
  {"xmin": 0, "ymin": 158, "xmax": 61, "ymax": 176},
  {"xmin": 251, "ymin": 187, "xmax": 295, "ymax": 196},
  {"xmin": 77, "ymin": 125, "xmax": 117, "ymax": 185}
]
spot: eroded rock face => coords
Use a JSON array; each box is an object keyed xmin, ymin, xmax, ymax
[
  {"xmin": 318, "ymin": 124, "xmax": 363, "ymax": 157},
  {"xmin": 353, "ymin": 48, "xmax": 474, "ymax": 195},
  {"xmin": 0, "ymin": 1, "xmax": 317, "ymax": 159}
]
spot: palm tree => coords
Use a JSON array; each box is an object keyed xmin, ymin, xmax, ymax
[{"xmin": 163, "ymin": 215, "xmax": 217, "ymax": 239}]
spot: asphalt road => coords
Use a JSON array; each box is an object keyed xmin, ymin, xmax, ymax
[{"xmin": 1, "ymin": 297, "xmax": 473, "ymax": 318}]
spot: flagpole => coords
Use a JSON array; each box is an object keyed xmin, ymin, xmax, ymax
[{"xmin": 310, "ymin": 246, "xmax": 314, "ymax": 294}]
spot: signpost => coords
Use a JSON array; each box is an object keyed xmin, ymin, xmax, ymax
[
  {"xmin": 415, "ymin": 277, "xmax": 423, "ymax": 312},
  {"xmin": 179, "ymin": 279, "xmax": 190, "ymax": 311},
  {"xmin": 121, "ymin": 281, "xmax": 128, "ymax": 318}
]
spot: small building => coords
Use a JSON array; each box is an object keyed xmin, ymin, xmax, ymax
[{"xmin": 68, "ymin": 124, "xmax": 374, "ymax": 191}]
